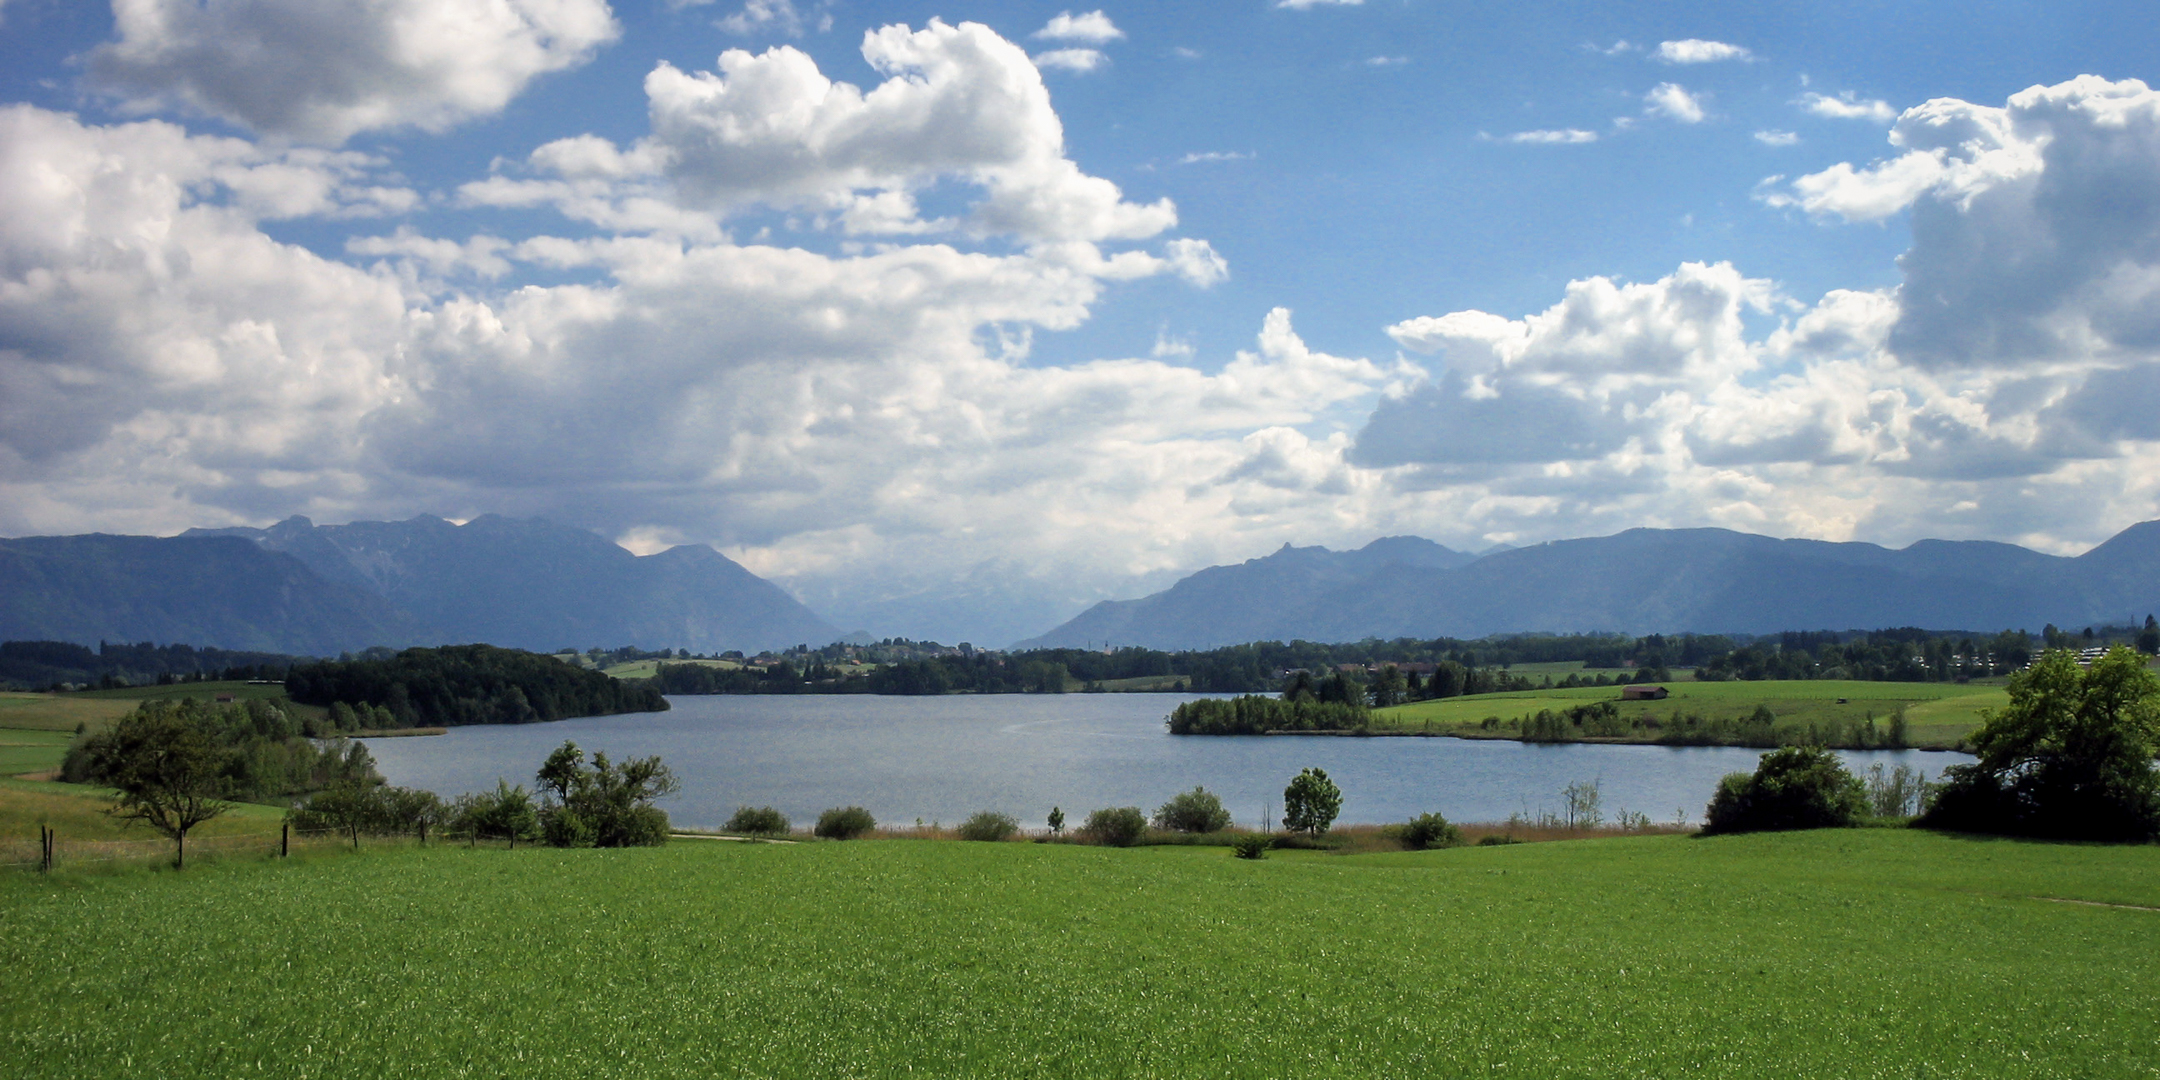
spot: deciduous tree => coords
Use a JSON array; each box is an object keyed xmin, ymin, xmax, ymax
[
  {"xmin": 1920, "ymin": 646, "xmax": 2160, "ymax": 840},
  {"xmin": 82, "ymin": 708, "xmax": 231, "ymax": 868},
  {"xmin": 1282, "ymin": 767, "xmax": 1341, "ymax": 836}
]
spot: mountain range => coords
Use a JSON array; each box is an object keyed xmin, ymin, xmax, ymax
[
  {"xmin": 10, "ymin": 516, "xmax": 2160, "ymax": 656},
  {"xmin": 1015, "ymin": 523, "xmax": 2160, "ymax": 650},
  {"xmin": 1, "ymin": 515, "xmax": 837, "ymax": 656}
]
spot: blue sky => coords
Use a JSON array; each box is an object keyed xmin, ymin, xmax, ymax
[{"xmin": 4, "ymin": 1, "xmax": 2160, "ymax": 643}]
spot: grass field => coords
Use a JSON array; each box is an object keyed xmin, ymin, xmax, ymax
[
  {"xmin": 598, "ymin": 657, "xmax": 749, "ymax": 679},
  {"xmin": 0, "ymin": 692, "xmax": 136, "ymax": 733},
  {"xmin": 1500, "ymin": 660, "xmax": 1593, "ymax": 677},
  {"xmin": 0, "ymin": 683, "xmax": 327, "ymax": 779},
  {"xmin": 0, "ymin": 777, "xmax": 292, "ymax": 870},
  {"xmin": 0, "ymin": 777, "xmax": 286, "ymax": 839},
  {"xmin": 0, "ymin": 730, "xmax": 71, "ymax": 776},
  {"xmin": 1377, "ymin": 679, "xmax": 2008, "ymax": 749},
  {"xmin": 0, "ymin": 829, "xmax": 2153, "ymax": 1077},
  {"xmin": 1088, "ymin": 674, "xmax": 1189, "ymax": 692}
]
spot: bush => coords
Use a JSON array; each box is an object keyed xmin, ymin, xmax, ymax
[
  {"xmin": 1476, "ymin": 834, "xmax": 1520, "ymax": 846},
  {"xmin": 1153, "ymin": 786, "xmax": 1232, "ymax": 833},
  {"xmin": 1702, "ymin": 746, "xmax": 1867, "ymax": 834},
  {"xmin": 1400, "ymin": 812, "xmax": 1462, "ymax": 850},
  {"xmin": 814, "ymin": 805, "xmax": 877, "ymax": 840},
  {"xmin": 725, "ymin": 806, "xmax": 790, "ymax": 835},
  {"xmin": 1864, "ymin": 763, "xmax": 1929, "ymax": 818},
  {"xmin": 956, "ymin": 810, "xmax": 1018, "ymax": 842},
  {"xmin": 1081, "ymin": 806, "xmax": 1148, "ymax": 847},
  {"xmin": 1231, "ymin": 833, "xmax": 1269, "ymax": 860},
  {"xmin": 450, "ymin": 781, "xmax": 539, "ymax": 847},
  {"xmin": 531, "ymin": 742, "xmax": 676, "ymax": 848}
]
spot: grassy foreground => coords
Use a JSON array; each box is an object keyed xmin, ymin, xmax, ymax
[{"xmin": 2, "ymin": 831, "xmax": 2154, "ymax": 1078}]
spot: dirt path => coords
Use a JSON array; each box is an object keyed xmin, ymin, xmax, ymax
[{"xmin": 2039, "ymin": 896, "xmax": 2160, "ymax": 913}]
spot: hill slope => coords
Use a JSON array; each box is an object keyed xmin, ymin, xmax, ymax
[
  {"xmin": 0, "ymin": 534, "xmax": 415, "ymax": 655},
  {"xmin": 187, "ymin": 515, "xmax": 840, "ymax": 654},
  {"xmin": 1019, "ymin": 536, "xmax": 1480, "ymax": 649},
  {"xmin": 1, "ymin": 516, "xmax": 839, "ymax": 655},
  {"xmin": 1018, "ymin": 524, "xmax": 2160, "ymax": 649}
]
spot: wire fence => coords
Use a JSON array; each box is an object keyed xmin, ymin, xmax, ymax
[{"xmin": 0, "ymin": 824, "xmax": 392, "ymax": 872}]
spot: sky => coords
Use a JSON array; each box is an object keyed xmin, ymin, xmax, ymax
[{"xmin": 5, "ymin": 1, "xmax": 2160, "ymax": 644}]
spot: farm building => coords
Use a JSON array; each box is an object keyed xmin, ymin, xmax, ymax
[{"xmin": 1619, "ymin": 685, "xmax": 1669, "ymax": 701}]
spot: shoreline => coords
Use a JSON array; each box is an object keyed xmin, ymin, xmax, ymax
[{"xmin": 1233, "ymin": 728, "xmax": 1973, "ymax": 753}]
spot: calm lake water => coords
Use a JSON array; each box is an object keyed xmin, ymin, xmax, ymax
[{"xmin": 362, "ymin": 694, "xmax": 1970, "ymax": 830}]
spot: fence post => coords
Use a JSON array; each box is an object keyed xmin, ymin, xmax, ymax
[
  {"xmin": 41, "ymin": 825, "xmax": 52, "ymax": 873},
  {"xmin": 281, "ymin": 821, "xmax": 289, "ymax": 859}
]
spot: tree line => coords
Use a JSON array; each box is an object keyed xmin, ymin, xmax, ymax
[
  {"xmin": 638, "ymin": 625, "xmax": 2112, "ymax": 700},
  {"xmin": 285, "ymin": 644, "xmax": 668, "ymax": 727},
  {"xmin": 0, "ymin": 639, "xmax": 302, "ymax": 691}
]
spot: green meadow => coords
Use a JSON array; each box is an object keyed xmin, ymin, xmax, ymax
[
  {"xmin": 1, "ymin": 829, "xmax": 2154, "ymax": 1078},
  {"xmin": 596, "ymin": 657, "xmax": 748, "ymax": 679},
  {"xmin": 1377, "ymin": 679, "xmax": 2008, "ymax": 749},
  {"xmin": 0, "ymin": 683, "xmax": 329, "ymax": 777},
  {"xmin": 0, "ymin": 691, "xmax": 139, "ymax": 733}
]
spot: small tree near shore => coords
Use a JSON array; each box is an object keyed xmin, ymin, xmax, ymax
[
  {"xmin": 82, "ymin": 708, "xmax": 231, "ymax": 868},
  {"xmin": 1282, "ymin": 767, "xmax": 1342, "ymax": 836}
]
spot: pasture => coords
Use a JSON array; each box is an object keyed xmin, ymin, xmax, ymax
[
  {"xmin": 0, "ymin": 828, "xmax": 2153, "ymax": 1078},
  {"xmin": 0, "ymin": 777, "xmax": 290, "ymax": 871},
  {"xmin": 597, "ymin": 657, "xmax": 747, "ymax": 679},
  {"xmin": 0, "ymin": 683, "xmax": 323, "ymax": 778},
  {"xmin": 1378, "ymin": 679, "xmax": 2007, "ymax": 748}
]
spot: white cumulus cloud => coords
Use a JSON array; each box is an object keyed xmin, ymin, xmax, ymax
[
  {"xmin": 1654, "ymin": 39, "xmax": 1751, "ymax": 64},
  {"xmin": 0, "ymin": 21, "xmax": 1295, "ymax": 599},
  {"xmin": 1033, "ymin": 10, "xmax": 1122, "ymax": 44},
  {"xmin": 1799, "ymin": 91, "xmax": 1898, "ymax": 123},
  {"xmin": 1645, "ymin": 82, "xmax": 1706, "ymax": 123},
  {"xmin": 1352, "ymin": 78, "xmax": 2160, "ymax": 552},
  {"xmin": 1034, "ymin": 48, "xmax": 1107, "ymax": 73},
  {"xmin": 89, "ymin": 0, "xmax": 621, "ymax": 145},
  {"xmin": 717, "ymin": 0, "xmax": 827, "ymax": 37},
  {"xmin": 466, "ymin": 22, "xmax": 1177, "ymax": 245},
  {"xmin": 1502, "ymin": 129, "xmax": 1598, "ymax": 144}
]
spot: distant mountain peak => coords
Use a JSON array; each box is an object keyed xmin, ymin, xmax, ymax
[
  {"xmin": 29, "ymin": 514, "xmax": 839, "ymax": 654},
  {"xmin": 1016, "ymin": 521, "xmax": 2160, "ymax": 650}
]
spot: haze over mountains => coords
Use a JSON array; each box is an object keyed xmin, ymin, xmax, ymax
[
  {"xmin": 8, "ymin": 516, "xmax": 2160, "ymax": 655},
  {"xmin": 1, "ymin": 516, "xmax": 836, "ymax": 656},
  {"xmin": 1017, "ymin": 524, "xmax": 2160, "ymax": 651}
]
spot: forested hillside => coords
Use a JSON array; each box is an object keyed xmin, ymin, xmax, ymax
[{"xmin": 285, "ymin": 645, "xmax": 668, "ymax": 727}]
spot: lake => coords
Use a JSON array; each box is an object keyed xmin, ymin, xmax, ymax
[{"xmin": 362, "ymin": 694, "xmax": 1970, "ymax": 830}]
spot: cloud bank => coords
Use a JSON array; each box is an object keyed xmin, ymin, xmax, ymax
[
  {"xmin": 1360, "ymin": 77, "xmax": 2160, "ymax": 551},
  {"xmin": 91, "ymin": 0, "xmax": 621, "ymax": 144},
  {"xmin": 11, "ymin": 21, "xmax": 2160, "ymax": 633}
]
